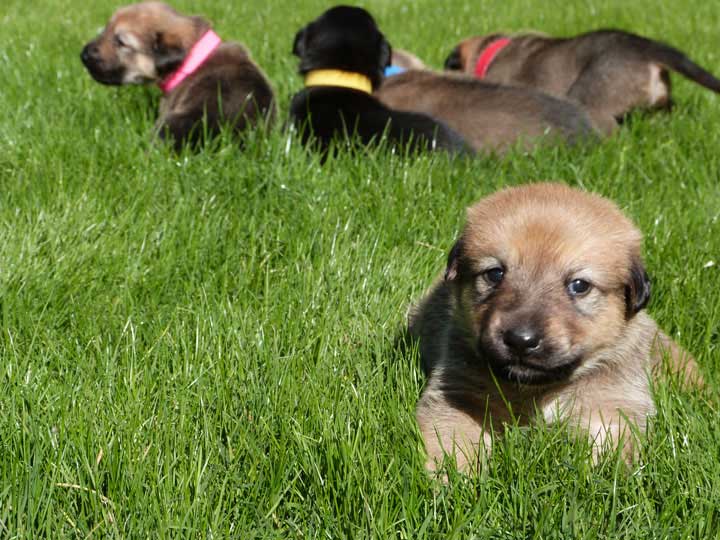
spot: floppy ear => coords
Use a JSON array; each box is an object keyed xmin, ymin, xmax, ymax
[
  {"xmin": 444, "ymin": 238, "xmax": 464, "ymax": 282},
  {"xmin": 292, "ymin": 27, "xmax": 307, "ymax": 57},
  {"xmin": 379, "ymin": 38, "xmax": 392, "ymax": 69},
  {"xmin": 444, "ymin": 46, "xmax": 462, "ymax": 70},
  {"xmin": 152, "ymin": 32, "xmax": 186, "ymax": 77},
  {"xmin": 625, "ymin": 257, "xmax": 651, "ymax": 316}
]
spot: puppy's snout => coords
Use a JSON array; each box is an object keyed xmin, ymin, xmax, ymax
[
  {"xmin": 444, "ymin": 47, "xmax": 462, "ymax": 71},
  {"xmin": 81, "ymin": 43, "xmax": 100, "ymax": 66},
  {"xmin": 503, "ymin": 326, "xmax": 542, "ymax": 355}
]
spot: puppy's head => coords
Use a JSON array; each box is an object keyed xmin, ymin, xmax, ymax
[
  {"xmin": 292, "ymin": 6, "xmax": 391, "ymax": 90},
  {"xmin": 445, "ymin": 183, "xmax": 650, "ymax": 385},
  {"xmin": 444, "ymin": 35, "xmax": 498, "ymax": 73},
  {"xmin": 80, "ymin": 2, "xmax": 210, "ymax": 85}
]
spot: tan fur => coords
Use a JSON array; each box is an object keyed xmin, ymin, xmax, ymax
[
  {"xmin": 411, "ymin": 183, "xmax": 700, "ymax": 472},
  {"xmin": 447, "ymin": 31, "xmax": 720, "ymax": 135},
  {"xmin": 376, "ymin": 70, "xmax": 599, "ymax": 153},
  {"xmin": 81, "ymin": 2, "xmax": 275, "ymax": 149},
  {"xmin": 89, "ymin": 2, "xmax": 212, "ymax": 84}
]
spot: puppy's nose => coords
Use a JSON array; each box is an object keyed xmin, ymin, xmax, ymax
[
  {"xmin": 81, "ymin": 44, "xmax": 99, "ymax": 65},
  {"xmin": 503, "ymin": 326, "xmax": 542, "ymax": 355}
]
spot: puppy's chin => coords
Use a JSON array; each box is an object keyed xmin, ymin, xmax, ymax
[
  {"xmin": 122, "ymin": 72, "xmax": 156, "ymax": 85},
  {"xmin": 84, "ymin": 66, "xmax": 126, "ymax": 86},
  {"xmin": 482, "ymin": 344, "xmax": 582, "ymax": 385},
  {"xmin": 489, "ymin": 361, "xmax": 581, "ymax": 385}
]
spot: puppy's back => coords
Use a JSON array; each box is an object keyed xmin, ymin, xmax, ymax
[
  {"xmin": 290, "ymin": 86, "xmax": 471, "ymax": 155},
  {"xmin": 376, "ymin": 71, "xmax": 598, "ymax": 152},
  {"xmin": 160, "ymin": 42, "xmax": 276, "ymax": 150}
]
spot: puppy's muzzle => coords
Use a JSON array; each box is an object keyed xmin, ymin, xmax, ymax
[
  {"xmin": 80, "ymin": 41, "xmax": 124, "ymax": 85},
  {"xmin": 81, "ymin": 43, "xmax": 100, "ymax": 68},
  {"xmin": 485, "ymin": 322, "xmax": 581, "ymax": 384},
  {"xmin": 444, "ymin": 46, "xmax": 463, "ymax": 71}
]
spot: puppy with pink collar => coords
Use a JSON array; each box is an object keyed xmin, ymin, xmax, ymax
[{"xmin": 81, "ymin": 2, "xmax": 275, "ymax": 150}]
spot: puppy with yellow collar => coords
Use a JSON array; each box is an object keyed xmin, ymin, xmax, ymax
[
  {"xmin": 289, "ymin": 6, "xmax": 471, "ymax": 156},
  {"xmin": 81, "ymin": 2, "xmax": 276, "ymax": 150}
]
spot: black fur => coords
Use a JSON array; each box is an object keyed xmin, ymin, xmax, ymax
[
  {"xmin": 444, "ymin": 238, "xmax": 465, "ymax": 282},
  {"xmin": 152, "ymin": 33, "xmax": 186, "ymax": 78},
  {"xmin": 292, "ymin": 6, "xmax": 390, "ymax": 90},
  {"xmin": 289, "ymin": 6, "xmax": 471, "ymax": 156},
  {"xmin": 443, "ymin": 46, "xmax": 462, "ymax": 71},
  {"xmin": 625, "ymin": 257, "xmax": 651, "ymax": 316}
]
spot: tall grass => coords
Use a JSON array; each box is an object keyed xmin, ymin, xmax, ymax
[{"xmin": 1, "ymin": 0, "xmax": 718, "ymax": 537}]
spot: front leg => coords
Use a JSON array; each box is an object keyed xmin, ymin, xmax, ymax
[
  {"xmin": 581, "ymin": 414, "xmax": 638, "ymax": 463},
  {"xmin": 416, "ymin": 379, "xmax": 492, "ymax": 473},
  {"xmin": 545, "ymin": 382, "xmax": 652, "ymax": 463}
]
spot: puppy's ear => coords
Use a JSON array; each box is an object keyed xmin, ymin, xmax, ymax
[
  {"xmin": 292, "ymin": 27, "xmax": 307, "ymax": 57},
  {"xmin": 444, "ymin": 46, "xmax": 462, "ymax": 70},
  {"xmin": 380, "ymin": 38, "xmax": 392, "ymax": 69},
  {"xmin": 625, "ymin": 257, "xmax": 651, "ymax": 316},
  {"xmin": 152, "ymin": 32, "xmax": 186, "ymax": 77},
  {"xmin": 444, "ymin": 238, "xmax": 464, "ymax": 282},
  {"xmin": 190, "ymin": 15, "xmax": 211, "ymax": 33}
]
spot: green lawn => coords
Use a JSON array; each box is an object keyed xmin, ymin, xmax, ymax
[{"xmin": 2, "ymin": 0, "xmax": 719, "ymax": 537}]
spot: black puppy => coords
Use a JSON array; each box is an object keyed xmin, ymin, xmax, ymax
[{"xmin": 289, "ymin": 6, "xmax": 470, "ymax": 155}]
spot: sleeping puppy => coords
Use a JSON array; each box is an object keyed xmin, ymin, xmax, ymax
[
  {"xmin": 444, "ymin": 30, "xmax": 720, "ymax": 134},
  {"xmin": 376, "ymin": 70, "xmax": 599, "ymax": 153},
  {"xmin": 411, "ymin": 183, "xmax": 700, "ymax": 472},
  {"xmin": 385, "ymin": 48, "xmax": 427, "ymax": 77},
  {"xmin": 390, "ymin": 49, "xmax": 427, "ymax": 71},
  {"xmin": 81, "ymin": 2, "xmax": 275, "ymax": 150},
  {"xmin": 289, "ymin": 6, "xmax": 470, "ymax": 156}
]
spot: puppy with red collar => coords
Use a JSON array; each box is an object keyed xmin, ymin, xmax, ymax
[
  {"xmin": 445, "ymin": 30, "xmax": 720, "ymax": 134},
  {"xmin": 81, "ymin": 2, "xmax": 275, "ymax": 150}
]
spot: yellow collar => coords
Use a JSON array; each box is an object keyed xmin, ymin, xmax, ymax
[{"xmin": 304, "ymin": 69, "xmax": 373, "ymax": 94}]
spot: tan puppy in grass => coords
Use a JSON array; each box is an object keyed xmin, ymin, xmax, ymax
[
  {"xmin": 411, "ymin": 183, "xmax": 700, "ymax": 472},
  {"xmin": 445, "ymin": 30, "xmax": 720, "ymax": 135},
  {"xmin": 376, "ymin": 71, "xmax": 599, "ymax": 153},
  {"xmin": 81, "ymin": 2, "xmax": 275, "ymax": 150}
]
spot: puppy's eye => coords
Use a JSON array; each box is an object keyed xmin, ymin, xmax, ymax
[
  {"xmin": 114, "ymin": 34, "xmax": 128, "ymax": 48},
  {"xmin": 483, "ymin": 267, "xmax": 505, "ymax": 285},
  {"xmin": 568, "ymin": 279, "xmax": 592, "ymax": 297}
]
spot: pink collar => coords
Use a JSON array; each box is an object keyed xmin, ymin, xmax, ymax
[
  {"xmin": 474, "ymin": 37, "xmax": 511, "ymax": 79},
  {"xmin": 159, "ymin": 30, "xmax": 222, "ymax": 94}
]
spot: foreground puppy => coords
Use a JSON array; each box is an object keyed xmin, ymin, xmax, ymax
[
  {"xmin": 445, "ymin": 30, "xmax": 720, "ymax": 134},
  {"xmin": 376, "ymin": 70, "xmax": 598, "ymax": 153},
  {"xmin": 289, "ymin": 6, "xmax": 470, "ymax": 156},
  {"xmin": 411, "ymin": 183, "xmax": 699, "ymax": 471},
  {"xmin": 81, "ymin": 2, "xmax": 275, "ymax": 150}
]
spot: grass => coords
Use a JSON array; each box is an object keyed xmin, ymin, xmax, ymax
[{"xmin": 1, "ymin": 0, "xmax": 719, "ymax": 537}]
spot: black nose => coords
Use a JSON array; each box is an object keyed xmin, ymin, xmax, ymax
[
  {"xmin": 81, "ymin": 44, "xmax": 98, "ymax": 65},
  {"xmin": 503, "ymin": 326, "xmax": 542, "ymax": 355},
  {"xmin": 444, "ymin": 47, "xmax": 462, "ymax": 70}
]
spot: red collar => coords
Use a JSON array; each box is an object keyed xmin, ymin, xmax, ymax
[
  {"xmin": 473, "ymin": 37, "xmax": 511, "ymax": 79},
  {"xmin": 158, "ymin": 30, "xmax": 222, "ymax": 94}
]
